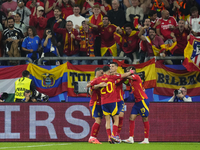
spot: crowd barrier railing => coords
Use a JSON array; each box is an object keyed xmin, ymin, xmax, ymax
[{"xmin": 37, "ymin": 56, "xmax": 133, "ymax": 65}]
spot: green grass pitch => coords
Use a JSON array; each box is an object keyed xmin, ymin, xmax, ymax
[{"xmin": 0, "ymin": 142, "xmax": 199, "ymax": 150}]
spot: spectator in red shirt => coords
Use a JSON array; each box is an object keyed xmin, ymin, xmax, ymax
[
  {"xmin": 26, "ymin": 0, "xmax": 44, "ymax": 17},
  {"xmin": 58, "ymin": 0, "xmax": 74, "ymax": 19},
  {"xmin": 81, "ymin": 0, "xmax": 101, "ymax": 18},
  {"xmin": 156, "ymin": 10, "xmax": 178, "ymax": 42},
  {"xmin": 45, "ymin": 0, "xmax": 57, "ymax": 19},
  {"xmin": 1, "ymin": 0, "xmax": 17, "ymax": 16},
  {"xmin": 116, "ymin": 23, "xmax": 140, "ymax": 64},
  {"xmin": 53, "ymin": 19, "xmax": 81, "ymax": 65},
  {"xmin": 101, "ymin": 0, "xmax": 112, "ymax": 16},
  {"xmin": 29, "ymin": 6, "xmax": 47, "ymax": 39},
  {"xmin": 170, "ymin": 19, "xmax": 190, "ymax": 64}
]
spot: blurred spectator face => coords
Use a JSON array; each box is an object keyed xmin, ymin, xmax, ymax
[
  {"xmin": 17, "ymin": 0, "xmax": 24, "ymax": 8},
  {"xmin": 14, "ymin": 14, "xmax": 21, "ymax": 22},
  {"xmin": 178, "ymin": 20, "xmax": 185, "ymax": 30},
  {"xmin": 191, "ymin": 10, "xmax": 198, "ymax": 18},
  {"xmin": 103, "ymin": 16, "xmax": 109, "ymax": 26},
  {"xmin": 102, "ymin": 0, "xmax": 106, "ymax": 5},
  {"xmin": 63, "ymin": 0, "xmax": 69, "ymax": 4},
  {"xmin": 54, "ymin": 9, "xmax": 62, "ymax": 18},
  {"xmin": 28, "ymin": 28, "xmax": 33, "ymax": 36},
  {"xmin": 144, "ymin": 18, "xmax": 151, "ymax": 27},
  {"xmin": 7, "ymin": 0, "xmax": 12, "ymax": 2},
  {"xmin": 131, "ymin": 0, "xmax": 139, "ymax": 7},
  {"xmin": 66, "ymin": 21, "xmax": 73, "ymax": 31},
  {"xmin": 83, "ymin": 23, "xmax": 89, "ymax": 32},
  {"xmin": 46, "ymin": 29, "xmax": 50, "ymax": 35},
  {"xmin": 7, "ymin": 19, "xmax": 14, "ymax": 28},
  {"xmin": 179, "ymin": 87, "xmax": 187, "ymax": 96},
  {"xmin": 150, "ymin": 13, "xmax": 157, "ymax": 21},
  {"xmin": 73, "ymin": 7, "xmax": 80, "ymax": 16},
  {"xmin": 93, "ymin": 8, "xmax": 101, "ymax": 15},
  {"xmin": 24, "ymin": 92, "xmax": 31, "ymax": 98},
  {"xmin": 162, "ymin": 10, "xmax": 169, "ymax": 19},
  {"xmin": 149, "ymin": 29, "xmax": 156, "ymax": 40},
  {"xmin": 125, "ymin": 26, "xmax": 132, "ymax": 35},
  {"xmin": 37, "ymin": 10, "xmax": 44, "ymax": 17},
  {"xmin": 112, "ymin": 0, "xmax": 119, "ymax": 10}
]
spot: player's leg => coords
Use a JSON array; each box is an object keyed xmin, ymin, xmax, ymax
[
  {"xmin": 105, "ymin": 114, "xmax": 113, "ymax": 143},
  {"xmin": 139, "ymin": 99, "xmax": 150, "ymax": 144},
  {"xmin": 140, "ymin": 116, "xmax": 150, "ymax": 144},
  {"xmin": 122, "ymin": 104, "xmax": 138, "ymax": 144},
  {"xmin": 117, "ymin": 101, "xmax": 125, "ymax": 139},
  {"xmin": 88, "ymin": 105, "xmax": 103, "ymax": 144}
]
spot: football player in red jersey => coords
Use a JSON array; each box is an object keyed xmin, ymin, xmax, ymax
[
  {"xmin": 110, "ymin": 62, "xmax": 129, "ymax": 142},
  {"xmin": 122, "ymin": 66, "xmax": 150, "ymax": 144},
  {"xmin": 87, "ymin": 65, "xmax": 134, "ymax": 143},
  {"xmin": 88, "ymin": 67, "xmax": 103, "ymax": 144}
]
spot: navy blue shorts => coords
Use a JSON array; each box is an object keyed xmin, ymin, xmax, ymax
[
  {"xmin": 101, "ymin": 102, "xmax": 119, "ymax": 116},
  {"xmin": 117, "ymin": 100, "xmax": 125, "ymax": 113},
  {"xmin": 131, "ymin": 99, "xmax": 149, "ymax": 117},
  {"xmin": 90, "ymin": 103, "xmax": 103, "ymax": 118}
]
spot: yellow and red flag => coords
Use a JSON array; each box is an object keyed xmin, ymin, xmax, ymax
[{"xmin": 113, "ymin": 58, "xmax": 156, "ymax": 89}]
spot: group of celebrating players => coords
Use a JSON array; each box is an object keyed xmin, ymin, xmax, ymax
[{"xmin": 87, "ymin": 62, "xmax": 150, "ymax": 144}]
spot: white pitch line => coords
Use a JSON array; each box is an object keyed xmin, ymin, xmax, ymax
[{"xmin": 0, "ymin": 143, "xmax": 72, "ymax": 149}]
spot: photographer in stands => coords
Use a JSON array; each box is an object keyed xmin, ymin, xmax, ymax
[{"xmin": 168, "ymin": 87, "xmax": 192, "ymax": 102}]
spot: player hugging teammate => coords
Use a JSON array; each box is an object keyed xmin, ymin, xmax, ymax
[{"xmin": 87, "ymin": 64, "xmax": 150, "ymax": 144}]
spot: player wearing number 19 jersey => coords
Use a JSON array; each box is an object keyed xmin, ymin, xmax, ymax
[
  {"xmin": 122, "ymin": 66, "xmax": 150, "ymax": 144},
  {"xmin": 88, "ymin": 66, "xmax": 133, "ymax": 143}
]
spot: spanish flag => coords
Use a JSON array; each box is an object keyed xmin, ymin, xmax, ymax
[
  {"xmin": 182, "ymin": 35, "xmax": 200, "ymax": 72},
  {"xmin": 113, "ymin": 58, "xmax": 156, "ymax": 89}
]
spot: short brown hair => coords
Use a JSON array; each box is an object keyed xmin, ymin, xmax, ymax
[
  {"xmin": 93, "ymin": 4, "xmax": 100, "ymax": 9},
  {"xmin": 126, "ymin": 66, "xmax": 136, "ymax": 71}
]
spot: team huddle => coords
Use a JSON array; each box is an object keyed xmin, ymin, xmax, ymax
[{"xmin": 87, "ymin": 62, "xmax": 150, "ymax": 144}]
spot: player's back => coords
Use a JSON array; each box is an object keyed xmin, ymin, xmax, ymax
[
  {"xmin": 98, "ymin": 74, "xmax": 120, "ymax": 105},
  {"xmin": 129, "ymin": 74, "xmax": 148, "ymax": 102},
  {"xmin": 89, "ymin": 78, "xmax": 101, "ymax": 106}
]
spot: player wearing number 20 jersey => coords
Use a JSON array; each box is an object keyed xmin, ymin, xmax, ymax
[{"xmin": 90, "ymin": 74, "xmax": 122, "ymax": 105}]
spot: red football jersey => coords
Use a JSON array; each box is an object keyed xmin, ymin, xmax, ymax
[
  {"xmin": 89, "ymin": 78, "xmax": 101, "ymax": 106},
  {"xmin": 98, "ymin": 24, "xmax": 117, "ymax": 47},
  {"xmin": 90, "ymin": 74, "xmax": 121, "ymax": 105},
  {"xmin": 115, "ymin": 78, "xmax": 126, "ymax": 102},
  {"xmin": 156, "ymin": 16, "xmax": 178, "ymax": 41},
  {"xmin": 129, "ymin": 74, "xmax": 148, "ymax": 102}
]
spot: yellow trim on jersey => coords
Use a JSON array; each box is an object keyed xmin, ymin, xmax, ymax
[
  {"xmin": 92, "ymin": 101, "xmax": 97, "ymax": 117},
  {"xmin": 141, "ymin": 100, "xmax": 149, "ymax": 112},
  {"xmin": 119, "ymin": 89, "xmax": 123, "ymax": 100},
  {"xmin": 139, "ymin": 90, "xmax": 145, "ymax": 100}
]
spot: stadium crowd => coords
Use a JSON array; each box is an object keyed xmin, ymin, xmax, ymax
[{"xmin": 0, "ymin": 0, "xmax": 200, "ymax": 65}]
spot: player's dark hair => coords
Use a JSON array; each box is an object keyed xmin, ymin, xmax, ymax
[
  {"xmin": 110, "ymin": 62, "xmax": 118, "ymax": 66},
  {"xmin": 103, "ymin": 66, "xmax": 110, "ymax": 72},
  {"xmin": 126, "ymin": 66, "xmax": 136, "ymax": 71},
  {"xmin": 95, "ymin": 67, "xmax": 103, "ymax": 75},
  {"xmin": 22, "ymin": 70, "xmax": 30, "ymax": 77},
  {"xmin": 149, "ymin": 10, "xmax": 157, "ymax": 17}
]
